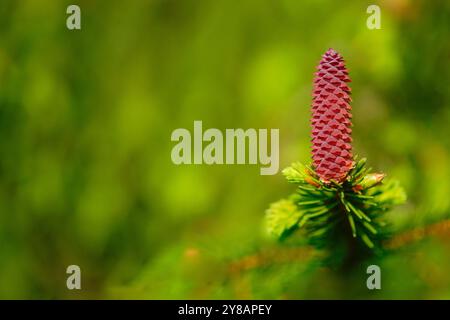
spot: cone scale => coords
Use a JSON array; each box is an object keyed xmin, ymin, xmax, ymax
[{"xmin": 311, "ymin": 48, "xmax": 354, "ymax": 184}]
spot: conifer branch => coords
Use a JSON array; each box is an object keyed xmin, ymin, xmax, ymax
[{"xmin": 265, "ymin": 49, "xmax": 407, "ymax": 260}]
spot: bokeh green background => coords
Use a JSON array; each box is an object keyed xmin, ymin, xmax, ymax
[{"xmin": 0, "ymin": 0, "xmax": 449, "ymax": 299}]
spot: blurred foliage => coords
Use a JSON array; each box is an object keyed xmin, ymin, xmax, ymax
[{"xmin": 0, "ymin": 0, "xmax": 449, "ymax": 299}]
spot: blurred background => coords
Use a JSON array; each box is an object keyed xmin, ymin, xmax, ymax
[{"xmin": 0, "ymin": 0, "xmax": 449, "ymax": 299}]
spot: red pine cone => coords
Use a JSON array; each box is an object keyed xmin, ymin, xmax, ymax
[{"xmin": 311, "ymin": 48, "xmax": 354, "ymax": 183}]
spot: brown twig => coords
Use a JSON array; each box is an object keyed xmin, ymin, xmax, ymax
[
  {"xmin": 228, "ymin": 246, "xmax": 320, "ymax": 275},
  {"xmin": 384, "ymin": 219, "xmax": 450, "ymax": 250}
]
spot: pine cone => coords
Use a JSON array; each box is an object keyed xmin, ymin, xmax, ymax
[{"xmin": 311, "ymin": 48, "xmax": 353, "ymax": 183}]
